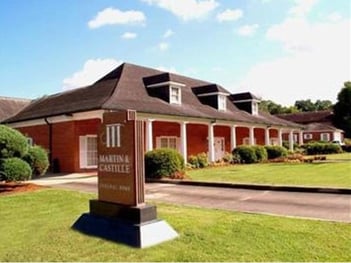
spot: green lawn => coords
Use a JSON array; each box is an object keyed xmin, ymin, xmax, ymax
[
  {"xmin": 0, "ymin": 189, "xmax": 350, "ymax": 261},
  {"xmin": 187, "ymin": 153, "xmax": 351, "ymax": 188}
]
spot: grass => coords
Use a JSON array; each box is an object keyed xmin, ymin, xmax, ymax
[
  {"xmin": 0, "ymin": 189, "xmax": 350, "ymax": 261},
  {"xmin": 187, "ymin": 153, "xmax": 351, "ymax": 188}
]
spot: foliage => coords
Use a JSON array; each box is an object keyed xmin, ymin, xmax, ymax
[
  {"xmin": 0, "ymin": 157, "xmax": 32, "ymax": 181},
  {"xmin": 303, "ymin": 142, "xmax": 343, "ymax": 155},
  {"xmin": 222, "ymin": 152, "xmax": 233, "ymax": 163},
  {"xmin": 0, "ymin": 125, "xmax": 29, "ymax": 159},
  {"xmin": 23, "ymin": 145, "xmax": 49, "ymax": 177},
  {"xmin": 145, "ymin": 148, "xmax": 184, "ymax": 178},
  {"xmin": 342, "ymin": 145, "xmax": 351, "ymax": 153},
  {"xmin": 333, "ymin": 81, "xmax": 351, "ymax": 138},
  {"xmin": 233, "ymin": 146, "xmax": 258, "ymax": 164},
  {"xmin": 264, "ymin": 145, "xmax": 288, "ymax": 159},
  {"xmin": 259, "ymin": 100, "xmax": 299, "ymax": 114},
  {"xmin": 188, "ymin": 152, "xmax": 208, "ymax": 168},
  {"xmin": 252, "ymin": 145, "xmax": 268, "ymax": 162}
]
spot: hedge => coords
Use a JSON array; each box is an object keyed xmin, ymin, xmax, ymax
[
  {"xmin": 252, "ymin": 146, "xmax": 268, "ymax": 162},
  {"xmin": 264, "ymin": 145, "xmax": 288, "ymax": 159},
  {"xmin": 0, "ymin": 125, "xmax": 29, "ymax": 158},
  {"xmin": 232, "ymin": 146, "xmax": 258, "ymax": 164},
  {"xmin": 145, "ymin": 148, "xmax": 185, "ymax": 178},
  {"xmin": 303, "ymin": 142, "xmax": 343, "ymax": 155},
  {"xmin": 23, "ymin": 145, "xmax": 49, "ymax": 177},
  {"xmin": 0, "ymin": 157, "xmax": 32, "ymax": 181},
  {"xmin": 188, "ymin": 152, "xmax": 208, "ymax": 168}
]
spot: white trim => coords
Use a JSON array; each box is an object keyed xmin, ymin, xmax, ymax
[
  {"xmin": 8, "ymin": 110, "xmax": 104, "ymax": 128},
  {"xmin": 231, "ymin": 98, "xmax": 261, "ymax": 103},
  {"xmin": 197, "ymin": 91, "xmax": 230, "ymax": 97},
  {"xmin": 156, "ymin": 136, "xmax": 180, "ymax": 151},
  {"xmin": 218, "ymin": 94, "xmax": 227, "ymax": 111},
  {"xmin": 146, "ymin": 81, "xmax": 186, "ymax": 88},
  {"xmin": 243, "ymin": 137, "xmax": 257, "ymax": 145},
  {"xmin": 320, "ymin": 133, "xmax": 330, "ymax": 142},
  {"xmin": 208, "ymin": 124, "xmax": 215, "ymax": 162},
  {"xmin": 180, "ymin": 121, "xmax": 187, "ymax": 162},
  {"xmin": 304, "ymin": 133, "xmax": 313, "ymax": 140}
]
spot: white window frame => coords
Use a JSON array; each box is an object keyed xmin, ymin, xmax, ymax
[
  {"xmin": 270, "ymin": 138, "xmax": 279, "ymax": 146},
  {"xmin": 169, "ymin": 86, "xmax": 181, "ymax": 104},
  {"xmin": 79, "ymin": 135, "xmax": 98, "ymax": 169},
  {"xmin": 218, "ymin": 95, "xmax": 227, "ymax": 111},
  {"xmin": 320, "ymin": 133, "xmax": 330, "ymax": 142},
  {"xmin": 243, "ymin": 137, "xmax": 257, "ymax": 145},
  {"xmin": 156, "ymin": 136, "xmax": 180, "ymax": 151},
  {"xmin": 27, "ymin": 137, "xmax": 33, "ymax": 146},
  {"xmin": 304, "ymin": 133, "xmax": 312, "ymax": 140},
  {"xmin": 252, "ymin": 102, "xmax": 258, "ymax": 115}
]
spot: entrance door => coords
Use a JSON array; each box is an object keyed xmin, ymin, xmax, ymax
[{"xmin": 214, "ymin": 137, "xmax": 225, "ymax": 161}]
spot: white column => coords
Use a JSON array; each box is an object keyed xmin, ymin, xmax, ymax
[
  {"xmin": 145, "ymin": 119, "xmax": 154, "ymax": 152},
  {"xmin": 249, "ymin": 126, "xmax": 255, "ymax": 145},
  {"xmin": 299, "ymin": 130, "xmax": 303, "ymax": 145},
  {"xmin": 230, "ymin": 125, "xmax": 237, "ymax": 151},
  {"xmin": 289, "ymin": 130, "xmax": 294, "ymax": 151},
  {"xmin": 278, "ymin": 129, "xmax": 283, "ymax": 147},
  {"xmin": 265, "ymin": 128, "xmax": 270, "ymax": 146},
  {"xmin": 180, "ymin": 121, "xmax": 187, "ymax": 163},
  {"xmin": 208, "ymin": 123, "xmax": 215, "ymax": 162}
]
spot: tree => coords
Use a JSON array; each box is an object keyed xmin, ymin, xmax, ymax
[
  {"xmin": 294, "ymin": 99, "xmax": 316, "ymax": 112},
  {"xmin": 259, "ymin": 100, "xmax": 299, "ymax": 114},
  {"xmin": 314, "ymin": 100, "xmax": 333, "ymax": 111},
  {"xmin": 333, "ymin": 81, "xmax": 351, "ymax": 138}
]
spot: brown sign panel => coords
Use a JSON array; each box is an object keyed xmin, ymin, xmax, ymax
[{"xmin": 98, "ymin": 110, "xmax": 145, "ymax": 206}]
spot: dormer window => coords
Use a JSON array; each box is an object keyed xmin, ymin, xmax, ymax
[
  {"xmin": 218, "ymin": 94, "xmax": 226, "ymax": 111},
  {"xmin": 170, "ymin": 86, "xmax": 181, "ymax": 104},
  {"xmin": 252, "ymin": 101, "xmax": 258, "ymax": 115}
]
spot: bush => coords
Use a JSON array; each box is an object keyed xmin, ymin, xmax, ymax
[
  {"xmin": 222, "ymin": 152, "xmax": 233, "ymax": 163},
  {"xmin": 264, "ymin": 146, "xmax": 288, "ymax": 159},
  {"xmin": 23, "ymin": 145, "xmax": 49, "ymax": 177},
  {"xmin": 252, "ymin": 146, "xmax": 267, "ymax": 162},
  {"xmin": 145, "ymin": 148, "xmax": 184, "ymax": 178},
  {"xmin": 0, "ymin": 125, "xmax": 29, "ymax": 158},
  {"xmin": 233, "ymin": 146, "xmax": 257, "ymax": 164},
  {"xmin": 303, "ymin": 142, "xmax": 342, "ymax": 155},
  {"xmin": 187, "ymin": 152, "xmax": 209, "ymax": 168},
  {"xmin": 0, "ymin": 157, "xmax": 32, "ymax": 181},
  {"xmin": 342, "ymin": 144, "xmax": 351, "ymax": 152}
]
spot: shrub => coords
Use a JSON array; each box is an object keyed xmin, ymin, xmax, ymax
[
  {"xmin": 145, "ymin": 148, "xmax": 184, "ymax": 178},
  {"xmin": 0, "ymin": 157, "xmax": 32, "ymax": 181},
  {"xmin": 303, "ymin": 142, "xmax": 342, "ymax": 155},
  {"xmin": 222, "ymin": 152, "xmax": 233, "ymax": 163},
  {"xmin": 23, "ymin": 145, "xmax": 49, "ymax": 177},
  {"xmin": 0, "ymin": 125, "xmax": 29, "ymax": 158},
  {"xmin": 265, "ymin": 145, "xmax": 288, "ymax": 159},
  {"xmin": 187, "ymin": 152, "xmax": 209, "ymax": 168},
  {"xmin": 342, "ymin": 144, "xmax": 351, "ymax": 152},
  {"xmin": 252, "ymin": 146, "xmax": 267, "ymax": 162},
  {"xmin": 233, "ymin": 146, "xmax": 257, "ymax": 164}
]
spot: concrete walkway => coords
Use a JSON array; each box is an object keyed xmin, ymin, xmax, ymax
[{"xmin": 29, "ymin": 173, "xmax": 351, "ymax": 223}]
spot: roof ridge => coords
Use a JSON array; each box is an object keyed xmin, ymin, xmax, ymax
[{"xmin": 0, "ymin": 96, "xmax": 31, "ymax": 102}]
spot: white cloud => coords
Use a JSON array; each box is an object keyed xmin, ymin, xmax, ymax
[
  {"xmin": 217, "ymin": 9, "xmax": 243, "ymax": 22},
  {"xmin": 236, "ymin": 18, "xmax": 351, "ymax": 105},
  {"xmin": 288, "ymin": 0, "xmax": 318, "ymax": 17},
  {"xmin": 237, "ymin": 24, "xmax": 259, "ymax": 36},
  {"xmin": 326, "ymin": 12, "xmax": 342, "ymax": 22},
  {"xmin": 142, "ymin": 0, "xmax": 219, "ymax": 21},
  {"xmin": 88, "ymin": 7, "xmax": 146, "ymax": 29},
  {"xmin": 158, "ymin": 42, "xmax": 169, "ymax": 51},
  {"xmin": 163, "ymin": 29, "xmax": 174, "ymax": 38},
  {"xmin": 62, "ymin": 58, "xmax": 121, "ymax": 90},
  {"xmin": 121, "ymin": 32, "xmax": 137, "ymax": 39}
]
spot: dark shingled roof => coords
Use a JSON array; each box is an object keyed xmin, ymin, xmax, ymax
[
  {"xmin": 276, "ymin": 110, "xmax": 333, "ymax": 124},
  {"xmin": 192, "ymin": 84, "xmax": 228, "ymax": 95},
  {"xmin": 5, "ymin": 62, "xmax": 301, "ymax": 128},
  {"xmin": 230, "ymin": 92, "xmax": 261, "ymax": 101},
  {"xmin": 0, "ymin": 96, "xmax": 31, "ymax": 122},
  {"xmin": 304, "ymin": 122, "xmax": 343, "ymax": 132}
]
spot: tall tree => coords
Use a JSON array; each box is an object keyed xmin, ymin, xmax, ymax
[
  {"xmin": 294, "ymin": 99, "xmax": 316, "ymax": 112},
  {"xmin": 314, "ymin": 99, "xmax": 333, "ymax": 111},
  {"xmin": 333, "ymin": 81, "xmax": 351, "ymax": 138}
]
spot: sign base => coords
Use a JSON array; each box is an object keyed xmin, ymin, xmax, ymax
[{"xmin": 72, "ymin": 200, "xmax": 178, "ymax": 248}]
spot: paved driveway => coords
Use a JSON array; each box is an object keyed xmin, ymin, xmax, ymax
[{"xmin": 30, "ymin": 174, "xmax": 351, "ymax": 223}]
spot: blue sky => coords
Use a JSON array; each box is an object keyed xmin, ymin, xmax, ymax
[{"xmin": 0, "ymin": 0, "xmax": 350, "ymax": 105}]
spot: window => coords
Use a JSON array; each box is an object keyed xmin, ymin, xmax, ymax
[
  {"xmin": 27, "ymin": 137, "xmax": 33, "ymax": 146},
  {"xmin": 106, "ymin": 124, "xmax": 121, "ymax": 148},
  {"xmin": 320, "ymin": 133, "xmax": 330, "ymax": 142},
  {"xmin": 80, "ymin": 135, "xmax": 98, "ymax": 169},
  {"xmin": 252, "ymin": 102, "xmax": 258, "ymax": 115},
  {"xmin": 304, "ymin": 133, "xmax": 312, "ymax": 140},
  {"xmin": 156, "ymin": 136, "xmax": 179, "ymax": 150},
  {"xmin": 243, "ymin": 137, "xmax": 257, "ymax": 145},
  {"xmin": 170, "ymin": 86, "xmax": 181, "ymax": 104},
  {"xmin": 218, "ymin": 95, "xmax": 227, "ymax": 111}
]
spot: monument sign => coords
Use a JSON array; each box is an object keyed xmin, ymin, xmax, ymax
[{"xmin": 73, "ymin": 110, "xmax": 178, "ymax": 248}]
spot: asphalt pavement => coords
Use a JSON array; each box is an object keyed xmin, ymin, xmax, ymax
[{"xmin": 29, "ymin": 173, "xmax": 351, "ymax": 223}]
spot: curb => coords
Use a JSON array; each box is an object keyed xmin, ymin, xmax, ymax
[{"xmin": 146, "ymin": 179, "xmax": 351, "ymax": 195}]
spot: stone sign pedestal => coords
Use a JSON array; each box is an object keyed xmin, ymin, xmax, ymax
[{"xmin": 72, "ymin": 110, "xmax": 178, "ymax": 248}]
